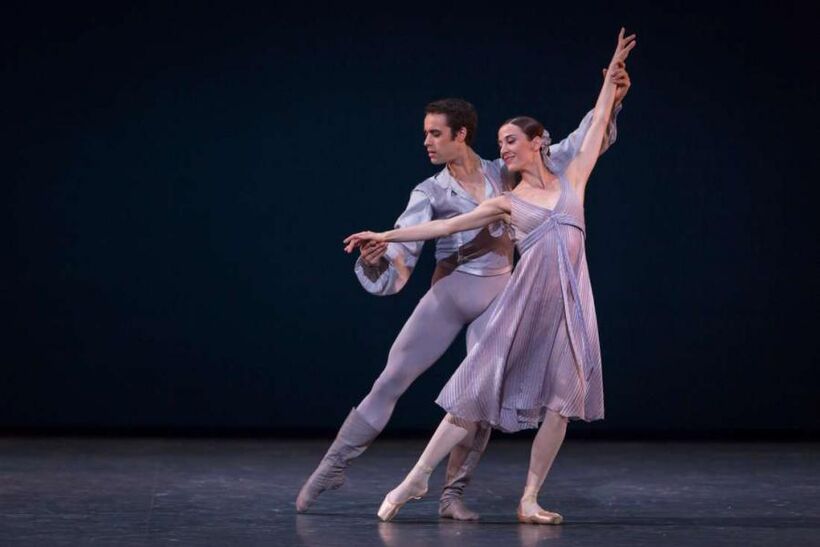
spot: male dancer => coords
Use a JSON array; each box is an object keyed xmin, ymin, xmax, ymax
[{"xmin": 296, "ymin": 70, "xmax": 631, "ymax": 519}]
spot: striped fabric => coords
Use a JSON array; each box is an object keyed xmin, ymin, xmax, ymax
[{"xmin": 435, "ymin": 173, "xmax": 604, "ymax": 433}]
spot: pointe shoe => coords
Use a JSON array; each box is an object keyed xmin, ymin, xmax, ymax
[
  {"xmin": 377, "ymin": 487, "xmax": 428, "ymax": 522},
  {"xmin": 516, "ymin": 507, "xmax": 564, "ymax": 525}
]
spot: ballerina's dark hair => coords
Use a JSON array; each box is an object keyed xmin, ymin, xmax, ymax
[{"xmin": 503, "ymin": 116, "xmax": 545, "ymax": 142}]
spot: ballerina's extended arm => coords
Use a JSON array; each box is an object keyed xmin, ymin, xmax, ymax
[
  {"xmin": 344, "ymin": 196, "xmax": 509, "ymax": 253},
  {"xmin": 566, "ymin": 28, "xmax": 636, "ymax": 199}
]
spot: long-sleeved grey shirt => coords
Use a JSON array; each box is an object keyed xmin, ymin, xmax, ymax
[{"xmin": 355, "ymin": 105, "xmax": 622, "ymax": 295}]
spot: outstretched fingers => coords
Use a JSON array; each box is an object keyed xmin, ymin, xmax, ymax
[
  {"xmin": 617, "ymin": 26, "xmax": 636, "ymax": 48},
  {"xmin": 615, "ymin": 30, "xmax": 637, "ymax": 63},
  {"xmin": 343, "ymin": 231, "xmax": 375, "ymax": 244},
  {"xmin": 621, "ymin": 39, "xmax": 637, "ymax": 58},
  {"xmin": 343, "ymin": 231, "xmax": 379, "ymax": 253},
  {"xmin": 343, "ymin": 232, "xmax": 363, "ymax": 253}
]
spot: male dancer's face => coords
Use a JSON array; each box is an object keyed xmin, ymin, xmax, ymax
[{"xmin": 423, "ymin": 113, "xmax": 464, "ymax": 165}]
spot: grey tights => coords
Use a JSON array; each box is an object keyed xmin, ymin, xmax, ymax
[{"xmin": 357, "ymin": 270, "xmax": 509, "ymax": 431}]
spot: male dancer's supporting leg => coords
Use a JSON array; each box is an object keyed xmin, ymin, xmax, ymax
[
  {"xmin": 296, "ymin": 271, "xmax": 507, "ymax": 515},
  {"xmin": 438, "ymin": 424, "xmax": 490, "ymax": 520},
  {"xmin": 517, "ymin": 410, "xmax": 568, "ymax": 524}
]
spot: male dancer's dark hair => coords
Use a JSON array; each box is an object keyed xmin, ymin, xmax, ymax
[{"xmin": 425, "ymin": 98, "xmax": 478, "ymax": 145}]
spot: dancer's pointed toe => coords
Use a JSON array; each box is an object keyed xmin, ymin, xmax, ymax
[
  {"xmin": 294, "ymin": 408, "xmax": 380, "ymax": 513},
  {"xmin": 516, "ymin": 508, "xmax": 564, "ymax": 525},
  {"xmin": 376, "ymin": 488, "xmax": 428, "ymax": 521},
  {"xmin": 377, "ymin": 496, "xmax": 401, "ymax": 522},
  {"xmin": 295, "ymin": 456, "xmax": 346, "ymax": 512}
]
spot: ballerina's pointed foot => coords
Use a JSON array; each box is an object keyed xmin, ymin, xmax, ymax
[
  {"xmin": 377, "ymin": 462, "xmax": 433, "ymax": 521},
  {"xmin": 377, "ymin": 487, "xmax": 428, "ymax": 522},
  {"xmin": 516, "ymin": 506, "xmax": 564, "ymax": 525}
]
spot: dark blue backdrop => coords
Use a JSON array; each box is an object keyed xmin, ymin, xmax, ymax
[{"xmin": 3, "ymin": 2, "xmax": 817, "ymax": 436}]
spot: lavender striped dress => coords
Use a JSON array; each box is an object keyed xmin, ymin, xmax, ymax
[{"xmin": 435, "ymin": 173, "xmax": 604, "ymax": 433}]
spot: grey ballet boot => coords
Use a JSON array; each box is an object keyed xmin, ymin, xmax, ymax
[
  {"xmin": 296, "ymin": 408, "xmax": 380, "ymax": 513},
  {"xmin": 439, "ymin": 425, "xmax": 491, "ymax": 521}
]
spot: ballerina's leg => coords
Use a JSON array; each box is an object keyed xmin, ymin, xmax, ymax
[
  {"xmin": 378, "ymin": 414, "xmax": 476, "ymax": 520},
  {"xmin": 518, "ymin": 410, "xmax": 568, "ymax": 524}
]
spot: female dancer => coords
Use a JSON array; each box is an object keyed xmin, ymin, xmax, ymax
[{"xmin": 343, "ymin": 28, "xmax": 636, "ymax": 524}]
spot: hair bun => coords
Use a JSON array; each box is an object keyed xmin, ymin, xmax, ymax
[
  {"xmin": 539, "ymin": 129, "xmax": 552, "ymax": 166},
  {"xmin": 540, "ymin": 129, "xmax": 552, "ymax": 149}
]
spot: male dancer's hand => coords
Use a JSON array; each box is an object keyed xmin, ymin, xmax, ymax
[
  {"xmin": 360, "ymin": 240, "xmax": 388, "ymax": 266},
  {"xmin": 603, "ymin": 63, "xmax": 631, "ymax": 105}
]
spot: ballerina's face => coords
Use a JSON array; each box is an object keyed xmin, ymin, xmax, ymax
[
  {"xmin": 498, "ymin": 123, "xmax": 542, "ymax": 172},
  {"xmin": 423, "ymin": 113, "xmax": 466, "ymax": 165}
]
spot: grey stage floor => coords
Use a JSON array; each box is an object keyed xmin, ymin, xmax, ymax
[{"xmin": 0, "ymin": 437, "xmax": 818, "ymax": 546}]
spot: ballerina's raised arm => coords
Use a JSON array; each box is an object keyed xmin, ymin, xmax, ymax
[{"xmin": 565, "ymin": 28, "xmax": 636, "ymax": 201}]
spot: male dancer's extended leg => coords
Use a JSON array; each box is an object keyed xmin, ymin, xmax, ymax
[{"xmin": 296, "ymin": 271, "xmax": 507, "ymax": 513}]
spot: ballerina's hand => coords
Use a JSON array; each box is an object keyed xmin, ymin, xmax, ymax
[
  {"xmin": 343, "ymin": 231, "xmax": 386, "ymax": 253},
  {"xmin": 608, "ymin": 27, "xmax": 636, "ymax": 71}
]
